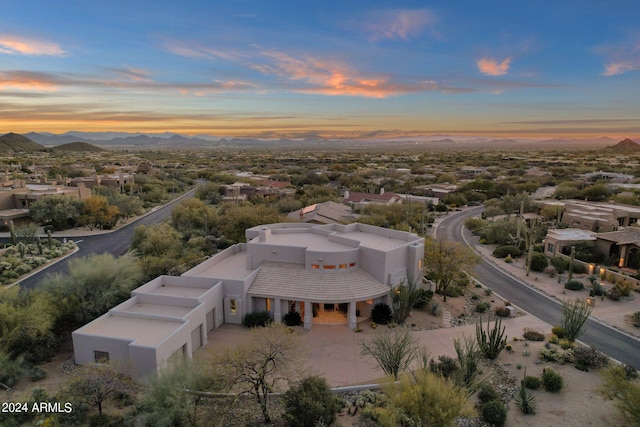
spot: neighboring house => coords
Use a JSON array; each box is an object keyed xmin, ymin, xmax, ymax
[
  {"xmin": 73, "ymin": 222, "xmax": 424, "ymax": 379},
  {"xmin": 0, "ymin": 182, "xmax": 91, "ymax": 226},
  {"xmin": 342, "ymin": 190, "xmax": 403, "ymax": 209},
  {"xmin": 535, "ymin": 199, "xmax": 640, "ymax": 232},
  {"xmin": 543, "ymin": 227, "xmax": 640, "ymax": 270},
  {"xmin": 287, "ymin": 201, "xmax": 356, "ymax": 224}
]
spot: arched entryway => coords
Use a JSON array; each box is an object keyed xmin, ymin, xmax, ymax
[{"xmin": 627, "ymin": 247, "xmax": 640, "ymax": 270}]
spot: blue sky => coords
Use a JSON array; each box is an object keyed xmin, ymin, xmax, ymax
[{"xmin": 1, "ymin": 1, "xmax": 639, "ymax": 140}]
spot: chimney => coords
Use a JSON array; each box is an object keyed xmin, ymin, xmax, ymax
[
  {"xmin": 344, "ymin": 190, "xmax": 350, "ymax": 200},
  {"xmin": 380, "ymin": 188, "xmax": 385, "ymax": 195},
  {"xmin": 258, "ymin": 227, "xmax": 271, "ymax": 242}
]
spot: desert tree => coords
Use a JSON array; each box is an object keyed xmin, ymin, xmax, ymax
[
  {"xmin": 282, "ymin": 375, "xmax": 342, "ymax": 427},
  {"xmin": 361, "ymin": 328, "xmax": 423, "ymax": 381},
  {"xmin": 66, "ymin": 365, "xmax": 131, "ymax": 416},
  {"xmin": 561, "ymin": 299, "xmax": 592, "ymax": 342},
  {"xmin": 133, "ymin": 357, "xmax": 222, "ymax": 427},
  {"xmin": 219, "ymin": 323, "xmax": 305, "ymax": 424},
  {"xmin": 601, "ymin": 364, "xmax": 640, "ymax": 424},
  {"xmin": 423, "ymin": 237, "xmax": 480, "ymax": 302}
]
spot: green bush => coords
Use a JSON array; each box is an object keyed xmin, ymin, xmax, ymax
[
  {"xmin": 631, "ymin": 311, "xmax": 640, "ymax": 328},
  {"xmin": 29, "ymin": 366, "xmax": 47, "ymax": 382},
  {"xmin": 494, "ymin": 306, "xmax": 511, "ymax": 317},
  {"xmin": 444, "ymin": 285, "xmax": 466, "ymax": 298},
  {"xmin": 479, "ymin": 399, "xmax": 508, "ymax": 427},
  {"xmin": 371, "ymin": 302, "xmax": 393, "ymax": 325},
  {"xmin": 429, "ymin": 355, "xmax": 459, "ymax": 379},
  {"xmin": 493, "ymin": 245, "xmax": 522, "ymax": 258},
  {"xmin": 551, "ymin": 326, "xmax": 566, "ymax": 338},
  {"xmin": 283, "ymin": 376, "xmax": 342, "ymax": 427},
  {"xmin": 530, "ymin": 252, "xmax": 548, "ymax": 272},
  {"xmin": 523, "ymin": 328, "xmax": 545, "ymax": 341},
  {"xmin": 522, "ymin": 375, "xmax": 541, "ymax": 390},
  {"xmin": 412, "ymin": 289, "xmax": 434, "ymax": 309},
  {"xmin": 242, "ymin": 311, "xmax": 271, "ymax": 328},
  {"xmin": 564, "ymin": 280, "xmax": 584, "ymax": 291},
  {"xmin": 478, "ymin": 383, "xmax": 500, "ymax": 403},
  {"xmin": 476, "ymin": 301, "xmax": 491, "ymax": 313},
  {"xmin": 283, "ymin": 311, "xmax": 302, "ymax": 326},
  {"xmin": 541, "ymin": 368, "xmax": 564, "ymax": 392}
]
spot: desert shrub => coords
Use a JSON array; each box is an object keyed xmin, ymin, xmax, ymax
[
  {"xmin": 444, "ymin": 285, "xmax": 465, "ymax": 298},
  {"xmin": 465, "ymin": 218, "xmax": 487, "ymax": 234},
  {"xmin": 607, "ymin": 287, "xmax": 622, "ymax": 301},
  {"xmin": 470, "ymin": 293, "xmax": 479, "ymax": 300},
  {"xmin": 559, "ymin": 339, "xmax": 573, "ymax": 349},
  {"xmin": 522, "ymin": 375, "xmax": 541, "ymax": 390},
  {"xmin": 544, "ymin": 265, "xmax": 557, "ymax": 277},
  {"xmin": 624, "ymin": 364, "xmax": 639, "ymax": 380},
  {"xmin": 551, "ymin": 326, "xmax": 566, "ymax": 338},
  {"xmin": 504, "ymin": 254, "xmax": 513, "ymax": 264},
  {"xmin": 429, "ymin": 300, "xmax": 442, "ymax": 316},
  {"xmin": 572, "ymin": 345, "xmax": 609, "ymax": 371},
  {"xmin": 530, "ymin": 252, "xmax": 548, "ymax": 272},
  {"xmin": 615, "ymin": 282, "xmax": 633, "ymax": 297},
  {"xmin": 242, "ymin": 311, "xmax": 271, "ymax": 328},
  {"xmin": 493, "ymin": 245, "xmax": 522, "ymax": 258},
  {"xmin": 429, "ymin": 355, "xmax": 459, "ymax": 379},
  {"xmin": 591, "ymin": 281, "xmax": 605, "ymax": 296},
  {"xmin": 14, "ymin": 263, "xmax": 33, "ymax": 275},
  {"xmin": 371, "ymin": 303, "xmax": 393, "ymax": 325},
  {"xmin": 283, "ymin": 311, "xmax": 302, "ymax": 326},
  {"xmin": 0, "ymin": 353, "xmax": 25, "ymax": 387},
  {"xmin": 476, "ymin": 301, "xmax": 491, "ymax": 313},
  {"xmin": 564, "ymin": 280, "xmax": 584, "ymax": 291},
  {"xmin": 479, "ymin": 399, "xmax": 508, "ymax": 427},
  {"xmin": 601, "ymin": 365, "xmax": 640, "ymax": 424},
  {"xmin": 494, "ymin": 306, "xmax": 511, "ymax": 317},
  {"xmin": 476, "ymin": 317, "xmax": 507, "ymax": 360},
  {"xmin": 478, "ymin": 383, "xmax": 501, "ymax": 403},
  {"xmin": 29, "ymin": 366, "xmax": 47, "ymax": 382},
  {"xmin": 283, "ymin": 376, "xmax": 342, "ymax": 427},
  {"xmin": 540, "ymin": 347, "xmax": 562, "ymax": 363},
  {"xmin": 572, "ymin": 262, "xmax": 587, "ymax": 274},
  {"xmin": 542, "ymin": 368, "xmax": 564, "ymax": 392},
  {"xmin": 523, "ymin": 329, "xmax": 545, "ymax": 341},
  {"xmin": 631, "ymin": 311, "xmax": 640, "ymax": 327},
  {"xmin": 412, "ymin": 289, "xmax": 434, "ymax": 309},
  {"xmin": 550, "ymin": 257, "xmax": 569, "ymax": 274}
]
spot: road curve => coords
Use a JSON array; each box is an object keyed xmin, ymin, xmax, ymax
[
  {"xmin": 19, "ymin": 188, "xmax": 196, "ymax": 290},
  {"xmin": 436, "ymin": 207, "xmax": 640, "ymax": 369}
]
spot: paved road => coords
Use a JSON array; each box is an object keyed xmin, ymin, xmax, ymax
[
  {"xmin": 19, "ymin": 188, "xmax": 196, "ymax": 290},
  {"xmin": 436, "ymin": 207, "xmax": 640, "ymax": 369}
]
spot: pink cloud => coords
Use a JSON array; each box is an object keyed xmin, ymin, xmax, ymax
[
  {"xmin": 363, "ymin": 9, "xmax": 436, "ymax": 41},
  {"xmin": 602, "ymin": 61, "xmax": 637, "ymax": 76},
  {"xmin": 0, "ymin": 35, "xmax": 66, "ymax": 56},
  {"xmin": 477, "ymin": 57, "xmax": 512, "ymax": 76}
]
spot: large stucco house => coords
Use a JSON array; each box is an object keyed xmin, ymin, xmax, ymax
[{"xmin": 72, "ymin": 222, "xmax": 424, "ymax": 378}]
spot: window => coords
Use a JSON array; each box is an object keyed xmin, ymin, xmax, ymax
[
  {"xmin": 339, "ymin": 264, "xmax": 347, "ymax": 269},
  {"xmin": 311, "ymin": 264, "xmax": 320, "ymax": 269},
  {"xmin": 94, "ymin": 350, "xmax": 109, "ymax": 364},
  {"xmin": 323, "ymin": 265, "xmax": 336, "ymax": 269},
  {"xmin": 349, "ymin": 262, "xmax": 356, "ymax": 267},
  {"xmin": 547, "ymin": 243, "xmax": 555, "ymax": 253},
  {"xmin": 418, "ymin": 259, "xmax": 423, "ymax": 269},
  {"xmin": 230, "ymin": 299, "xmax": 237, "ymax": 314}
]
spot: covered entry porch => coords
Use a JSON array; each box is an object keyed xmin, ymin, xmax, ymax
[{"xmin": 247, "ymin": 261, "xmax": 391, "ymax": 330}]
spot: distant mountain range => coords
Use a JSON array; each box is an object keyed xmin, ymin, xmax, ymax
[
  {"xmin": 0, "ymin": 132, "xmax": 44, "ymax": 151},
  {"xmin": 607, "ymin": 138, "xmax": 640, "ymax": 152},
  {"xmin": 3, "ymin": 131, "xmax": 638, "ymax": 151}
]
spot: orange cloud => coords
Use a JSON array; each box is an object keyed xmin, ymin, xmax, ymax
[
  {"xmin": 254, "ymin": 50, "xmax": 450, "ymax": 98},
  {"xmin": 0, "ymin": 71, "xmax": 58, "ymax": 91},
  {"xmin": 363, "ymin": 9, "xmax": 436, "ymax": 41},
  {"xmin": 477, "ymin": 57, "xmax": 512, "ymax": 76},
  {"xmin": 0, "ymin": 35, "xmax": 66, "ymax": 56}
]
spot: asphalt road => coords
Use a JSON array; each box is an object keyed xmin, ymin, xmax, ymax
[
  {"xmin": 436, "ymin": 207, "xmax": 639, "ymax": 369},
  {"xmin": 19, "ymin": 188, "xmax": 196, "ymax": 290}
]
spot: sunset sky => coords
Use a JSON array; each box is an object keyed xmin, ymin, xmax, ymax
[{"xmin": 1, "ymin": 1, "xmax": 639, "ymax": 140}]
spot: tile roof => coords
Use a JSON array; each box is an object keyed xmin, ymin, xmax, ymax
[
  {"xmin": 596, "ymin": 227, "xmax": 640, "ymax": 245},
  {"xmin": 248, "ymin": 262, "xmax": 390, "ymax": 303}
]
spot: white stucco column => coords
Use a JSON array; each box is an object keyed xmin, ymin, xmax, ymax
[
  {"xmin": 304, "ymin": 301, "xmax": 312, "ymax": 330},
  {"xmin": 348, "ymin": 301, "xmax": 357, "ymax": 330},
  {"xmin": 274, "ymin": 298, "xmax": 282, "ymax": 324}
]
